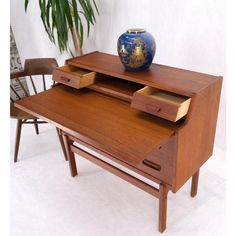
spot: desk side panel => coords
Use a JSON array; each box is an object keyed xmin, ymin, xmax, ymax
[{"xmin": 173, "ymin": 78, "xmax": 222, "ymax": 192}]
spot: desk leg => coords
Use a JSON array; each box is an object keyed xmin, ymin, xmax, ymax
[
  {"xmin": 62, "ymin": 134, "xmax": 77, "ymax": 177},
  {"xmin": 191, "ymin": 169, "xmax": 200, "ymax": 197},
  {"xmin": 56, "ymin": 128, "xmax": 68, "ymax": 161},
  {"xmin": 159, "ymin": 184, "xmax": 169, "ymax": 233}
]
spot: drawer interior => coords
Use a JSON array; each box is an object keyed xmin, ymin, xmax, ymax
[
  {"xmin": 137, "ymin": 86, "xmax": 189, "ymax": 106},
  {"xmin": 131, "ymin": 86, "xmax": 191, "ymax": 122},
  {"xmin": 57, "ymin": 65, "xmax": 93, "ymax": 76}
]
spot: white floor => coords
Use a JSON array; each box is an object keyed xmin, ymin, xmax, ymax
[{"xmin": 10, "ymin": 120, "xmax": 226, "ymax": 236}]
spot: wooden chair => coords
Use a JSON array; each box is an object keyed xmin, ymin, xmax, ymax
[{"xmin": 10, "ymin": 58, "xmax": 67, "ymax": 162}]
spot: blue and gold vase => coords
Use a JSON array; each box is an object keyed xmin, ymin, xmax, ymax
[{"xmin": 117, "ymin": 28, "xmax": 156, "ymax": 72}]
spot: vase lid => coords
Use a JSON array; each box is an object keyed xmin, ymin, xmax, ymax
[{"xmin": 126, "ymin": 28, "xmax": 146, "ymax": 34}]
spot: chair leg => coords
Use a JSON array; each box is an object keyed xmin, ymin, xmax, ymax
[
  {"xmin": 56, "ymin": 128, "xmax": 68, "ymax": 161},
  {"xmin": 159, "ymin": 184, "xmax": 168, "ymax": 233},
  {"xmin": 14, "ymin": 119, "xmax": 22, "ymax": 163},
  {"xmin": 191, "ymin": 169, "xmax": 200, "ymax": 197},
  {"xmin": 62, "ymin": 134, "xmax": 78, "ymax": 177},
  {"xmin": 34, "ymin": 119, "xmax": 39, "ymax": 135}
]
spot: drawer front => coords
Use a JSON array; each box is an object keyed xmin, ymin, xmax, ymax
[
  {"xmin": 131, "ymin": 86, "xmax": 191, "ymax": 122},
  {"xmin": 137, "ymin": 136, "xmax": 176, "ymax": 185},
  {"xmin": 132, "ymin": 95, "xmax": 179, "ymax": 121},
  {"xmin": 53, "ymin": 65, "xmax": 96, "ymax": 89}
]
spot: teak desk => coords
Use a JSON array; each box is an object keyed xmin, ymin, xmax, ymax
[{"xmin": 15, "ymin": 51, "xmax": 222, "ymax": 233}]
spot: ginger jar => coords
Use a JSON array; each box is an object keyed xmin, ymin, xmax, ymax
[{"xmin": 117, "ymin": 28, "xmax": 156, "ymax": 72}]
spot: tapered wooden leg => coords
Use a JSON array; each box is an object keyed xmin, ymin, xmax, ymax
[
  {"xmin": 56, "ymin": 128, "xmax": 68, "ymax": 161},
  {"xmin": 62, "ymin": 134, "xmax": 77, "ymax": 177},
  {"xmin": 191, "ymin": 169, "xmax": 200, "ymax": 197},
  {"xmin": 33, "ymin": 119, "xmax": 39, "ymax": 135},
  {"xmin": 14, "ymin": 119, "xmax": 22, "ymax": 163},
  {"xmin": 159, "ymin": 184, "xmax": 168, "ymax": 233}
]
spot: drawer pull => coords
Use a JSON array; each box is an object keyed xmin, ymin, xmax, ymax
[
  {"xmin": 60, "ymin": 77, "xmax": 71, "ymax": 83},
  {"xmin": 143, "ymin": 159, "xmax": 161, "ymax": 171},
  {"xmin": 146, "ymin": 104, "xmax": 162, "ymax": 114}
]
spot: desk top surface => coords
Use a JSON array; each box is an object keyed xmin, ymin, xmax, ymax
[
  {"xmin": 15, "ymin": 85, "xmax": 175, "ymax": 167},
  {"xmin": 67, "ymin": 51, "xmax": 221, "ymax": 96}
]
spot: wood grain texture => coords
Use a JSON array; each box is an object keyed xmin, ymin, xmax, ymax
[
  {"xmin": 14, "ymin": 52, "xmax": 223, "ymax": 233},
  {"xmin": 66, "ymin": 51, "xmax": 220, "ymax": 96},
  {"xmin": 131, "ymin": 86, "xmax": 191, "ymax": 122},
  {"xmin": 137, "ymin": 136, "xmax": 177, "ymax": 185},
  {"xmin": 62, "ymin": 131, "xmax": 172, "ymax": 186},
  {"xmin": 62, "ymin": 134, "xmax": 77, "ymax": 176},
  {"xmin": 15, "ymin": 85, "xmax": 175, "ymax": 169},
  {"xmin": 53, "ymin": 65, "xmax": 96, "ymax": 89},
  {"xmin": 89, "ymin": 75, "xmax": 143, "ymax": 102},
  {"xmin": 173, "ymin": 78, "xmax": 222, "ymax": 192},
  {"xmin": 70, "ymin": 142, "xmax": 160, "ymax": 198},
  {"xmin": 10, "ymin": 58, "xmax": 59, "ymax": 162},
  {"xmin": 159, "ymin": 184, "xmax": 169, "ymax": 233}
]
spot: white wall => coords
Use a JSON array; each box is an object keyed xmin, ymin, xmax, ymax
[{"xmin": 11, "ymin": 0, "xmax": 226, "ymax": 150}]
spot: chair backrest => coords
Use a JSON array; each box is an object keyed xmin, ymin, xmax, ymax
[
  {"xmin": 10, "ymin": 58, "xmax": 58, "ymax": 102},
  {"xmin": 24, "ymin": 58, "xmax": 58, "ymax": 76}
]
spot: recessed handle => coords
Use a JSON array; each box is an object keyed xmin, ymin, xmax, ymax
[
  {"xmin": 146, "ymin": 104, "xmax": 162, "ymax": 114},
  {"xmin": 143, "ymin": 159, "xmax": 161, "ymax": 171},
  {"xmin": 60, "ymin": 77, "xmax": 71, "ymax": 83}
]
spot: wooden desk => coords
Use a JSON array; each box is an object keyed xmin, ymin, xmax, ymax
[{"xmin": 15, "ymin": 51, "xmax": 222, "ymax": 233}]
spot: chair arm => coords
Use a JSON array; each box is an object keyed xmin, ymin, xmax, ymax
[{"xmin": 10, "ymin": 71, "xmax": 26, "ymax": 79}]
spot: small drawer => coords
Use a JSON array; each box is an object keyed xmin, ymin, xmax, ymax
[
  {"xmin": 53, "ymin": 65, "xmax": 96, "ymax": 89},
  {"xmin": 131, "ymin": 86, "xmax": 191, "ymax": 122}
]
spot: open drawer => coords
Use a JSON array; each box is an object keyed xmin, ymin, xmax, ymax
[
  {"xmin": 53, "ymin": 65, "xmax": 96, "ymax": 89},
  {"xmin": 131, "ymin": 86, "xmax": 191, "ymax": 122}
]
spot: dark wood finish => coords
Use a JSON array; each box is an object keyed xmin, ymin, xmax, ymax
[
  {"xmin": 159, "ymin": 184, "xmax": 169, "ymax": 233},
  {"xmin": 10, "ymin": 85, "xmax": 21, "ymax": 100},
  {"xmin": 14, "ymin": 119, "xmax": 22, "ymax": 163},
  {"xmin": 24, "ymin": 58, "xmax": 58, "ymax": 75},
  {"xmin": 34, "ymin": 119, "xmax": 39, "ymax": 135},
  {"xmin": 56, "ymin": 128, "xmax": 68, "ymax": 161},
  {"xmin": 14, "ymin": 52, "xmax": 222, "ymax": 232},
  {"xmin": 90, "ymin": 75, "xmax": 144, "ymax": 102},
  {"xmin": 15, "ymin": 77, "xmax": 30, "ymax": 97},
  {"xmin": 62, "ymin": 134, "xmax": 77, "ymax": 177},
  {"xmin": 10, "ymin": 58, "xmax": 68, "ymax": 162},
  {"xmin": 42, "ymin": 74, "xmax": 46, "ymax": 91},
  {"xmin": 142, "ymin": 159, "xmax": 161, "ymax": 171},
  {"xmin": 191, "ymin": 169, "xmax": 200, "ymax": 197},
  {"xmin": 29, "ymin": 75, "xmax": 38, "ymax": 94}
]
